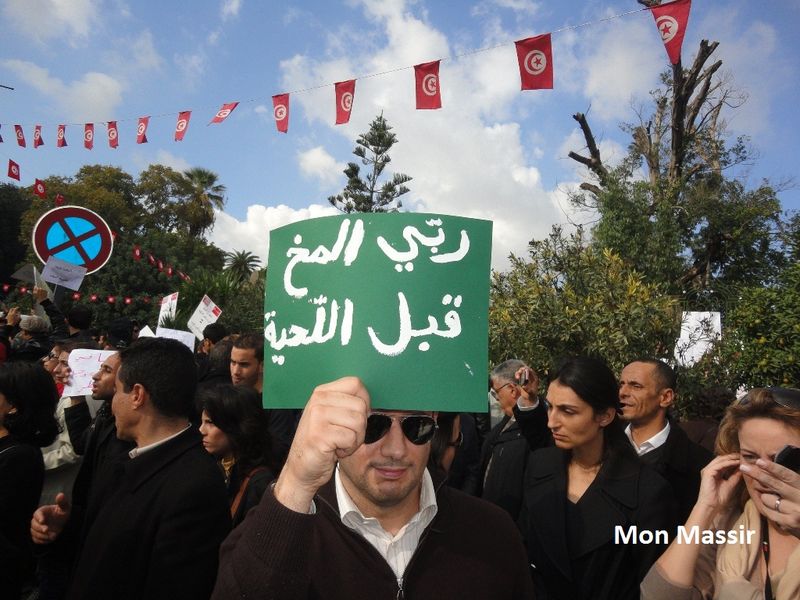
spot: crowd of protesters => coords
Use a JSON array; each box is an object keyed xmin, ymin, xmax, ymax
[{"xmin": 1, "ymin": 289, "xmax": 800, "ymax": 600}]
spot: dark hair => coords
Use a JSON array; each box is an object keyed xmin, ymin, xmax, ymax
[
  {"xmin": 429, "ymin": 412, "xmax": 459, "ymax": 472},
  {"xmin": 60, "ymin": 339, "xmax": 101, "ymax": 353},
  {"xmin": 208, "ymin": 338, "xmax": 235, "ymax": 372},
  {"xmin": 203, "ymin": 323, "xmax": 228, "ymax": 344},
  {"xmin": 118, "ymin": 337, "xmax": 197, "ymax": 419},
  {"xmin": 67, "ymin": 305, "xmax": 93, "ymax": 330},
  {"xmin": 233, "ymin": 332, "xmax": 263, "ymax": 363},
  {"xmin": 0, "ymin": 362, "xmax": 59, "ymax": 446},
  {"xmin": 630, "ymin": 358, "xmax": 677, "ymax": 391},
  {"xmin": 199, "ymin": 384, "xmax": 275, "ymax": 473},
  {"xmin": 550, "ymin": 356, "xmax": 635, "ymax": 461}
]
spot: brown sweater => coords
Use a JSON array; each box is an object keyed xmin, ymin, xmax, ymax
[{"xmin": 212, "ymin": 473, "xmax": 534, "ymax": 599}]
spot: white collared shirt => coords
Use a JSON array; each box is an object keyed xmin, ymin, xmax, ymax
[
  {"xmin": 334, "ymin": 465, "xmax": 438, "ymax": 582},
  {"xmin": 128, "ymin": 424, "xmax": 191, "ymax": 459},
  {"xmin": 625, "ymin": 420, "xmax": 671, "ymax": 456}
]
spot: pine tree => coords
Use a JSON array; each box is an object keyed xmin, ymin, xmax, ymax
[{"xmin": 328, "ymin": 114, "xmax": 411, "ymax": 213}]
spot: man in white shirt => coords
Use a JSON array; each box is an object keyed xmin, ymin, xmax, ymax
[
  {"xmin": 618, "ymin": 359, "xmax": 711, "ymax": 522},
  {"xmin": 212, "ymin": 376, "xmax": 534, "ymax": 600}
]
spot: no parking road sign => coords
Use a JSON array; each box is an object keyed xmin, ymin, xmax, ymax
[{"xmin": 32, "ymin": 206, "xmax": 114, "ymax": 274}]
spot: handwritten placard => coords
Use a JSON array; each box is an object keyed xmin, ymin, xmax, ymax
[
  {"xmin": 41, "ymin": 256, "xmax": 87, "ymax": 291},
  {"xmin": 158, "ymin": 292, "xmax": 179, "ymax": 326},
  {"xmin": 63, "ymin": 349, "xmax": 117, "ymax": 396},
  {"xmin": 262, "ymin": 213, "xmax": 492, "ymax": 411},
  {"xmin": 187, "ymin": 294, "xmax": 222, "ymax": 341}
]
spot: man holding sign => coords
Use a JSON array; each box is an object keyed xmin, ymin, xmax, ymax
[{"xmin": 213, "ymin": 214, "xmax": 533, "ymax": 599}]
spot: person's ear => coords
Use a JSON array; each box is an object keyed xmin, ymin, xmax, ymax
[
  {"xmin": 659, "ymin": 388, "xmax": 674, "ymax": 410},
  {"xmin": 596, "ymin": 407, "xmax": 615, "ymax": 427}
]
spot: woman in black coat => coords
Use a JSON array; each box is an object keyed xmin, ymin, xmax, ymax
[
  {"xmin": 0, "ymin": 361, "xmax": 59, "ymax": 597},
  {"xmin": 199, "ymin": 385, "xmax": 277, "ymax": 527},
  {"xmin": 518, "ymin": 356, "xmax": 676, "ymax": 600}
]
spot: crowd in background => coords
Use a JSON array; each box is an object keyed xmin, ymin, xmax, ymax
[{"xmin": 2, "ymin": 289, "xmax": 799, "ymax": 600}]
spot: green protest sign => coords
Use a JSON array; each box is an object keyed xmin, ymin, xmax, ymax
[{"xmin": 262, "ymin": 213, "xmax": 492, "ymax": 412}]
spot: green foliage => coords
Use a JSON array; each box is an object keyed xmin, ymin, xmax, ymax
[
  {"xmin": 489, "ymin": 227, "xmax": 681, "ymax": 387},
  {"xmin": 0, "ymin": 184, "xmax": 32, "ymax": 282},
  {"xmin": 224, "ymin": 250, "xmax": 262, "ymax": 285},
  {"xmin": 328, "ymin": 114, "xmax": 411, "ymax": 213},
  {"xmin": 177, "ymin": 167, "xmax": 226, "ymax": 237}
]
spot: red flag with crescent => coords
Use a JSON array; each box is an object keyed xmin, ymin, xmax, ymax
[
  {"xmin": 133, "ymin": 245, "xmax": 142, "ymax": 261},
  {"xmin": 14, "ymin": 125, "xmax": 26, "ymax": 147},
  {"xmin": 7, "ymin": 159, "xmax": 20, "ymax": 181},
  {"xmin": 84, "ymin": 123, "xmax": 94, "ymax": 149},
  {"xmin": 55, "ymin": 193, "xmax": 65, "ymax": 206},
  {"xmin": 515, "ymin": 33, "xmax": 553, "ymax": 90},
  {"xmin": 72, "ymin": 292, "xmax": 81, "ymax": 301},
  {"xmin": 136, "ymin": 116, "xmax": 149, "ymax": 144},
  {"xmin": 175, "ymin": 111, "xmax": 191, "ymax": 141},
  {"xmin": 335, "ymin": 80, "xmax": 356, "ymax": 125},
  {"xmin": 34, "ymin": 125, "xmax": 44, "ymax": 148},
  {"xmin": 273, "ymin": 94, "xmax": 290, "ymax": 133},
  {"xmin": 108, "ymin": 121, "xmax": 119, "ymax": 148},
  {"xmin": 414, "ymin": 61, "xmax": 442, "ymax": 110},
  {"xmin": 210, "ymin": 102, "xmax": 239, "ymax": 124},
  {"xmin": 651, "ymin": 0, "xmax": 691, "ymax": 65},
  {"xmin": 33, "ymin": 179, "xmax": 47, "ymax": 198},
  {"xmin": 57, "ymin": 124, "xmax": 67, "ymax": 147}
]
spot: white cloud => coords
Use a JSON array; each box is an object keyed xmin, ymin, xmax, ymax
[
  {"xmin": 220, "ymin": 0, "xmax": 241, "ymax": 21},
  {"xmin": 154, "ymin": 150, "xmax": 192, "ymax": 173},
  {"xmin": 297, "ymin": 146, "xmax": 346, "ymax": 187},
  {"xmin": 2, "ymin": 0, "xmax": 98, "ymax": 44},
  {"xmin": 1, "ymin": 59, "xmax": 123, "ymax": 121},
  {"xmin": 130, "ymin": 30, "xmax": 163, "ymax": 72},
  {"xmin": 209, "ymin": 203, "xmax": 339, "ymax": 264},
  {"xmin": 278, "ymin": 1, "xmax": 563, "ymax": 270},
  {"xmin": 174, "ymin": 51, "xmax": 206, "ymax": 84}
]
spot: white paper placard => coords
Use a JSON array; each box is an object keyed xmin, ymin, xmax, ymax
[
  {"xmin": 158, "ymin": 292, "xmax": 179, "ymax": 326},
  {"xmin": 187, "ymin": 295, "xmax": 222, "ymax": 340},
  {"xmin": 41, "ymin": 256, "xmax": 87, "ymax": 292},
  {"xmin": 155, "ymin": 327, "xmax": 197, "ymax": 351},
  {"xmin": 63, "ymin": 349, "xmax": 117, "ymax": 396}
]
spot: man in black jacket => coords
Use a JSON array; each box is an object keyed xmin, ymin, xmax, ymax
[
  {"xmin": 32, "ymin": 338, "xmax": 230, "ymax": 599},
  {"xmin": 618, "ymin": 359, "xmax": 712, "ymax": 524}
]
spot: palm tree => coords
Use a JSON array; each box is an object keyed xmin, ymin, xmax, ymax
[
  {"xmin": 179, "ymin": 167, "xmax": 226, "ymax": 238},
  {"xmin": 224, "ymin": 250, "xmax": 262, "ymax": 284}
]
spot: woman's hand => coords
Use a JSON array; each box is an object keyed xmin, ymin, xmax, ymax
[
  {"xmin": 742, "ymin": 459, "xmax": 800, "ymax": 538},
  {"xmin": 696, "ymin": 453, "xmax": 743, "ymax": 513}
]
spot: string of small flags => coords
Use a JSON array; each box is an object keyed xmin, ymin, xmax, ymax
[{"xmin": 2, "ymin": 0, "xmax": 690, "ymax": 183}]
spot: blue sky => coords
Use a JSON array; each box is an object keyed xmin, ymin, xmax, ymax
[{"xmin": 2, "ymin": 0, "xmax": 798, "ymax": 270}]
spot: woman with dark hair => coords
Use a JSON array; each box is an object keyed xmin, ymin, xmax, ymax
[
  {"xmin": 199, "ymin": 384, "xmax": 276, "ymax": 527},
  {"xmin": 428, "ymin": 412, "xmax": 462, "ymax": 475},
  {"xmin": 0, "ymin": 361, "xmax": 59, "ymax": 597},
  {"xmin": 519, "ymin": 356, "xmax": 675, "ymax": 600}
]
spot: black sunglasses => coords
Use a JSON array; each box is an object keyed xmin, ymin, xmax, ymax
[
  {"xmin": 741, "ymin": 387, "xmax": 800, "ymax": 409},
  {"xmin": 365, "ymin": 413, "xmax": 438, "ymax": 445}
]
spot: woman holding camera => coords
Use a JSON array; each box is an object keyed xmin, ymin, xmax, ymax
[
  {"xmin": 519, "ymin": 356, "xmax": 675, "ymax": 600},
  {"xmin": 641, "ymin": 387, "xmax": 800, "ymax": 600}
]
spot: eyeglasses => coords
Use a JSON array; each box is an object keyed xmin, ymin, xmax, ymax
[
  {"xmin": 741, "ymin": 387, "xmax": 800, "ymax": 409},
  {"xmin": 446, "ymin": 431, "xmax": 464, "ymax": 448},
  {"xmin": 365, "ymin": 413, "xmax": 438, "ymax": 445},
  {"xmin": 489, "ymin": 382, "xmax": 514, "ymax": 400}
]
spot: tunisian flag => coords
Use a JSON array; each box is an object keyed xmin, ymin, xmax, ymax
[
  {"xmin": 335, "ymin": 80, "xmax": 356, "ymax": 125},
  {"xmin": 651, "ymin": 0, "xmax": 691, "ymax": 65},
  {"xmin": 55, "ymin": 193, "xmax": 65, "ymax": 206},
  {"xmin": 7, "ymin": 159, "xmax": 20, "ymax": 181},
  {"xmin": 175, "ymin": 111, "xmax": 191, "ymax": 141},
  {"xmin": 57, "ymin": 124, "xmax": 67, "ymax": 147},
  {"xmin": 14, "ymin": 125, "xmax": 26, "ymax": 147},
  {"xmin": 33, "ymin": 125, "xmax": 44, "ymax": 148},
  {"xmin": 84, "ymin": 124, "xmax": 94, "ymax": 149},
  {"xmin": 515, "ymin": 33, "xmax": 553, "ymax": 90},
  {"xmin": 33, "ymin": 179, "xmax": 47, "ymax": 198},
  {"xmin": 414, "ymin": 61, "xmax": 442, "ymax": 110},
  {"xmin": 209, "ymin": 102, "xmax": 238, "ymax": 124},
  {"xmin": 107, "ymin": 121, "xmax": 119, "ymax": 148},
  {"xmin": 273, "ymin": 94, "xmax": 290, "ymax": 133},
  {"xmin": 136, "ymin": 117, "xmax": 149, "ymax": 144}
]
